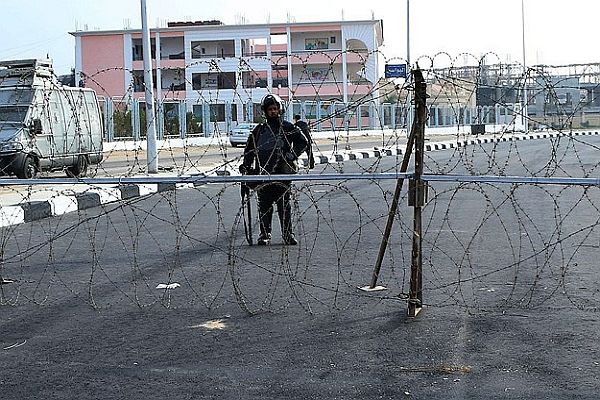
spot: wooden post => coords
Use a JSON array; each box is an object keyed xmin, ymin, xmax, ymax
[{"xmin": 408, "ymin": 69, "xmax": 427, "ymax": 317}]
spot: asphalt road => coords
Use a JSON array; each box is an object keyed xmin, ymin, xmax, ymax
[{"xmin": 2, "ymin": 135, "xmax": 600, "ymax": 399}]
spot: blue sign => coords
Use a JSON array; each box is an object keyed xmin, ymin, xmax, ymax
[{"xmin": 385, "ymin": 64, "xmax": 407, "ymax": 78}]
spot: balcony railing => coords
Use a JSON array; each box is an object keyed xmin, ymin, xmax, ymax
[
  {"xmin": 191, "ymin": 51, "xmax": 236, "ymax": 59},
  {"xmin": 162, "ymin": 52, "xmax": 185, "ymax": 60},
  {"xmin": 242, "ymin": 50, "xmax": 288, "ymax": 57},
  {"xmin": 244, "ymin": 78, "xmax": 289, "ymax": 88},
  {"xmin": 292, "ymin": 79, "xmax": 371, "ymax": 86},
  {"xmin": 348, "ymin": 79, "xmax": 371, "ymax": 85},
  {"xmin": 163, "ymin": 83, "xmax": 186, "ymax": 91}
]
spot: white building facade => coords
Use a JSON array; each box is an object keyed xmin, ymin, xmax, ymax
[{"xmin": 71, "ymin": 19, "xmax": 384, "ymax": 136}]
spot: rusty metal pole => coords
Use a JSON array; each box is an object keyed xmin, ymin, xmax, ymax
[{"xmin": 408, "ymin": 69, "xmax": 427, "ymax": 317}]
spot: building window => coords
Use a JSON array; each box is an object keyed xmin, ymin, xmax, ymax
[
  {"xmin": 191, "ymin": 40, "xmax": 235, "ymax": 58},
  {"xmin": 132, "ymin": 70, "xmax": 156, "ymax": 92},
  {"xmin": 132, "ymin": 38, "xmax": 156, "ymax": 61},
  {"xmin": 305, "ymin": 67, "xmax": 329, "ymax": 82},
  {"xmin": 330, "ymin": 36, "xmax": 336, "ymax": 44},
  {"xmin": 192, "ymin": 104, "xmax": 204, "ymax": 120},
  {"xmin": 133, "ymin": 72, "xmax": 144, "ymax": 92},
  {"xmin": 241, "ymin": 71, "xmax": 267, "ymax": 89},
  {"xmin": 305, "ymin": 38, "xmax": 329, "ymax": 50},
  {"xmin": 192, "ymin": 73, "xmax": 210, "ymax": 90},
  {"xmin": 273, "ymin": 78, "xmax": 288, "ymax": 88},
  {"xmin": 202, "ymin": 103, "xmax": 237, "ymax": 122},
  {"xmin": 192, "ymin": 72, "xmax": 236, "ymax": 90},
  {"xmin": 210, "ymin": 104, "xmax": 224, "ymax": 122}
]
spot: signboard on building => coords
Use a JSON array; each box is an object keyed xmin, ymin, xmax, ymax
[{"xmin": 385, "ymin": 64, "xmax": 407, "ymax": 79}]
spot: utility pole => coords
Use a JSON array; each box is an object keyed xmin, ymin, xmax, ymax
[{"xmin": 141, "ymin": 0, "xmax": 158, "ymax": 173}]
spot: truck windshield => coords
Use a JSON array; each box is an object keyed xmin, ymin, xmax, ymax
[
  {"xmin": 0, "ymin": 106, "xmax": 29, "ymax": 122},
  {"xmin": 0, "ymin": 88, "xmax": 33, "ymax": 123},
  {"xmin": 0, "ymin": 88, "xmax": 34, "ymax": 105}
]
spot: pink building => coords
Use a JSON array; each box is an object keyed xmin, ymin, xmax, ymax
[{"xmin": 71, "ymin": 19, "xmax": 384, "ymax": 132}]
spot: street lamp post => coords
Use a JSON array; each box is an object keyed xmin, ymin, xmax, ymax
[{"xmin": 140, "ymin": 0, "xmax": 158, "ymax": 173}]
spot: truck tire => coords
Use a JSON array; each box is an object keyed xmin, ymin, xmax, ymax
[
  {"xmin": 66, "ymin": 155, "xmax": 88, "ymax": 178},
  {"xmin": 16, "ymin": 155, "xmax": 37, "ymax": 179}
]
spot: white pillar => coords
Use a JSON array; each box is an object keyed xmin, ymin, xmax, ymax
[
  {"xmin": 74, "ymin": 36, "xmax": 82, "ymax": 86},
  {"xmin": 286, "ymin": 26, "xmax": 293, "ymax": 102},
  {"xmin": 155, "ymin": 32, "xmax": 163, "ymax": 139},
  {"xmin": 341, "ymin": 27, "xmax": 348, "ymax": 104},
  {"xmin": 371, "ymin": 22, "xmax": 380, "ymax": 105},
  {"xmin": 123, "ymin": 33, "xmax": 133, "ymax": 94},
  {"xmin": 267, "ymin": 34, "xmax": 273, "ymax": 89}
]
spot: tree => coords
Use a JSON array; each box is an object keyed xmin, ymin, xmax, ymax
[{"xmin": 113, "ymin": 109, "xmax": 132, "ymax": 138}]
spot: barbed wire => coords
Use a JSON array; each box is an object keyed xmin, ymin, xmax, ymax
[{"xmin": 0, "ymin": 51, "xmax": 600, "ymax": 318}]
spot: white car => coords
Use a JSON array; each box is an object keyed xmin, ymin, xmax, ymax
[{"xmin": 229, "ymin": 123, "xmax": 257, "ymax": 147}]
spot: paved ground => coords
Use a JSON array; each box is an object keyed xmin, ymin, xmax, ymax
[{"xmin": 6, "ymin": 297, "xmax": 598, "ymax": 399}]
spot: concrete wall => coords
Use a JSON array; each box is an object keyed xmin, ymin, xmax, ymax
[{"xmin": 80, "ymin": 35, "xmax": 125, "ymax": 98}]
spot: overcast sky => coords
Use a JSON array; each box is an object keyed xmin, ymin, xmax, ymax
[{"xmin": 1, "ymin": 0, "xmax": 598, "ymax": 74}]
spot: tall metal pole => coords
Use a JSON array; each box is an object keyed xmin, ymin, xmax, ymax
[
  {"xmin": 521, "ymin": 0, "xmax": 529, "ymax": 132},
  {"xmin": 404, "ymin": 0, "xmax": 413, "ymax": 141},
  {"xmin": 406, "ymin": 0, "xmax": 410, "ymax": 67},
  {"xmin": 141, "ymin": 0, "xmax": 158, "ymax": 173}
]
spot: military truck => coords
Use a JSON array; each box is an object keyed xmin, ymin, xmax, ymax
[{"xmin": 0, "ymin": 59, "xmax": 103, "ymax": 178}]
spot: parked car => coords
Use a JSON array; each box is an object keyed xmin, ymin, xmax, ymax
[{"xmin": 229, "ymin": 123, "xmax": 257, "ymax": 147}]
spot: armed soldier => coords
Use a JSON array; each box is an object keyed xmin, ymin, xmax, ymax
[{"xmin": 239, "ymin": 94, "xmax": 308, "ymax": 246}]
